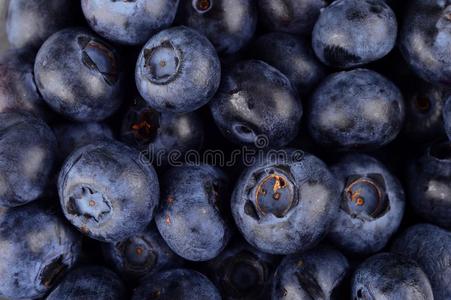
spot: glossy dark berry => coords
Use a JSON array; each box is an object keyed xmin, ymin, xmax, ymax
[
  {"xmin": 204, "ymin": 240, "xmax": 277, "ymax": 300},
  {"xmin": 120, "ymin": 97, "xmax": 204, "ymax": 166},
  {"xmin": 312, "ymin": 0, "xmax": 397, "ymax": 68},
  {"xmin": 254, "ymin": 32, "xmax": 327, "ymax": 95},
  {"xmin": 179, "ymin": 0, "xmax": 257, "ymax": 54},
  {"xmin": 82, "ymin": 0, "xmax": 179, "ymax": 45},
  {"xmin": 391, "ymin": 224, "xmax": 451, "ymax": 300},
  {"xmin": 232, "ymin": 150, "xmax": 340, "ymax": 254},
  {"xmin": 0, "ymin": 203, "xmax": 81, "ymax": 299},
  {"xmin": 352, "ymin": 253, "xmax": 433, "ymax": 300},
  {"xmin": 271, "ymin": 246, "xmax": 349, "ymax": 300},
  {"xmin": 102, "ymin": 224, "xmax": 182, "ymax": 280},
  {"xmin": 400, "ymin": 0, "xmax": 451, "ymax": 85},
  {"xmin": 308, "ymin": 69, "xmax": 405, "ymax": 150},
  {"xmin": 6, "ymin": 0, "xmax": 74, "ymax": 49},
  {"xmin": 210, "ymin": 60, "xmax": 302, "ymax": 147},
  {"xmin": 0, "ymin": 112, "xmax": 57, "ymax": 207},
  {"xmin": 135, "ymin": 26, "xmax": 220, "ymax": 113},
  {"xmin": 58, "ymin": 141, "xmax": 159, "ymax": 242},
  {"xmin": 406, "ymin": 141, "xmax": 451, "ymax": 229},
  {"xmin": 328, "ymin": 154, "xmax": 405, "ymax": 254},
  {"xmin": 0, "ymin": 49, "xmax": 49, "ymax": 119},
  {"xmin": 155, "ymin": 165, "xmax": 231, "ymax": 261},
  {"xmin": 47, "ymin": 266, "xmax": 126, "ymax": 300},
  {"xmin": 403, "ymin": 80, "xmax": 447, "ymax": 142},
  {"xmin": 34, "ymin": 28, "xmax": 124, "ymax": 121},
  {"xmin": 132, "ymin": 268, "xmax": 221, "ymax": 300},
  {"xmin": 258, "ymin": 0, "xmax": 327, "ymax": 35}
]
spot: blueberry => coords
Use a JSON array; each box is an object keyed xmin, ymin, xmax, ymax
[
  {"xmin": 210, "ymin": 60, "xmax": 302, "ymax": 147},
  {"xmin": 120, "ymin": 97, "xmax": 204, "ymax": 166},
  {"xmin": 271, "ymin": 246, "xmax": 349, "ymax": 300},
  {"xmin": 443, "ymin": 94, "xmax": 451, "ymax": 140},
  {"xmin": 406, "ymin": 141, "xmax": 451, "ymax": 229},
  {"xmin": 135, "ymin": 26, "xmax": 220, "ymax": 113},
  {"xmin": 47, "ymin": 266, "xmax": 126, "ymax": 300},
  {"xmin": 82, "ymin": 0, "xmax": 180, "ymax": 45},
  {"xmin": 312, "ymin": 0, "xmax": 397, "ymax": 68},
  {"xmin": 178, "ymin": 0, "xmax": 257, "ymax": 54},
  {"xmin": 232, "ymin": 150, "xmax": 340, "ymax": 255},
  {"xmin": 0, "ymin": 203, "xmax": 81, "ymax": 299},
  {"xmin": 132, "ymin": 268, "xmax": 221, "ymax": 300},
  {"xmin": 307, "ymin": 69, "xmax": 405, "ymax": 150},
  {"xmin": 204, "ymin": 239, "xmax": 277, "ymax": 300},
  {"xmin": 0, "ymin": 112, "xmax": 56, "ymax": 207},
  {"xmin": 34, "ymin": 28, "xmax": 124, "ymax": 121},
  {"xmin": 254, "ymin": 32, "xmax": 327, "ymax": 95},
  {"xmin": 328, "ymin": 153, "xmax": 405, "ymax": 254},
  {"xmin": 0, "ymin": 49, "xmax": 50, "ymax": 119},
  {"xmin": 352, "ymin": 252, "xmax": 434, "ymax": 300},
  {"xmin": 54, "ymin": 122, "xmax": 113, "ymax": 161},
  {"xmin": 155, "ymin": 165, "xmax": 231, "ymax": 261},
  {"xmin": 102, "ymin": 224, "xmax": 182, "ymax": 281},
  {"xmin": 391, "ymin": 224, "xmax": 451, "ymax": 300},
  {"xmin": 403, "ymin": 80, "xmax": 447, "ymax": 142},
  {"xmin": 400, "ymin": 0, "xmax": 451, "ymax": 86},
  {"xmin": 258, "ymin": 0, "xmax": 327, "ymax": 35},
  {"xmin": 58, "ymin": 140, "xmax": 159, "ymax": 242},
  {"xmin": 6, "ymin": 0, "xmax": 75, "ymax": 49}
]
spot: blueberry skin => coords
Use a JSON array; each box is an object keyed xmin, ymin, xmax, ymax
[
  {"xmin": 179, "ymin": 0, "xmax": 257, "ymax": 54},
  {"xmin": 254, "ymin": 32, "xmax": 327, "ymax": 95},
  {"xmin": 132, "ymin": 268, "xmax": 221, "ymax": 300},
  {"xmin": 155, "ymin": 165, "xmax": 231, "ymax": 261},
  {"xmin": 400, "ymin": 0, "xmax": 451, "ymax": 86},
  {"xmin": 210, "ymin": 60, "xmax": 302, "ymax": 147},
  {"xmin": 443, "ymin": 95, "xmax": 451, "ymax": 140},
  {"xmin": 258, "ymin": 0, "xmax": 327, "ymax": 35},
  {"xmin": 102, "ymin": 224, "xmax": 182, "ymax": 281},
  {"xmin": 34, "ymin": 28, "xmax": 124, "ymax": 121},
  {"xmin": 203, "ymin": 240, "xmax": 277, "ymax": 300},
  {"xmin": 391, "ymin": 224, "xmax": 451, "ymax": 300},
  {"xmin": 0, "ymin": 203, "xmax": 81, "ymax": 299},
  {"xmin": 82, "ymin": 0, "xmax": 179, "ymax": 45},
  {"xmin": 58, "ymin": 141, "xmax": 159, "ymax": 242},
  {"xmin": 232, "ymin": 150, "xmax": 340, "ymax": 255},
  {"xmin": 352, "ymin": 252, "xmax": 434, "ymax": 300},
  {"xmin": 312, "ymin": 0, "xmax": 397, "ymax": 68},
  {"xmin": 308, "ymin": 69, "xmax": 405, "ymax": 151},
  {"xmin": 0, "ymin": 112, "xmax": 57, "ymax": 207},
  {"xmin": 406, "ymin": 141, "xmax": 451, "ymax": 229},
  {"xmin": 403, "ymin": 80, "xmax": 447, "ymax": 142},
  {"xmin": 46, "ymin": 266, "xmax": 126, "ymax": 300},
  {"xmin": 54, "ymin": 122, "xmax": 113, "ymax": 161},
  {"xmin": 328, "ymin": 154, "xmax": 405, "ymax": 254},
  {"xmin": 135, "ymin": 26, "xmax": 220, "ymax": 113},
  {"xmin": 6, "ymin": 0, "xmax": 74, "ymax": 49},
  {"xmin": 271, "ymin": 246, "xmax": 349, "ymax": 300},
  {"xmin": 0, "ymin": 49, "xmax": 49, "ymax": 119},
  {"xmin": 120, "ymin": 97, "xmax": 204, "ymax": 166}
]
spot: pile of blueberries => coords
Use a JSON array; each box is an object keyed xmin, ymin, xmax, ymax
[{"xmin": 1, "ymin": 0, "xmax": 451, "ymax": 299}]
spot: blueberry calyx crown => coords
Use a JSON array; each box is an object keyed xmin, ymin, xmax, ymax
[
  {"xmin": 78, "ymin": 36, "xmax": 118, "ymax": 85},
  {"xmin": 143, "ymin": 41, "xmax": 181, "ymax": 85},
  {"xmin": 117, "ymin": 236, "xmax": 157, "ymax": 272},
  {"xmin": 245, "ymin": 168, "xmax": 297, "ymax": 220},
  {"xmin": 193, "ymin": 0, "xmax": 212, "ymax": 13},
  {"xmin": 220, "ymin": 251, "xmax": 266, "ymax": 297},
  {"xmin": 67, "ymin": 186, "xmax": 112, "ymax": 223},
  {"xmin": 129, "ymin": 108, "xmax": 160, "ymax": 145},
  {"xmin": 342, "ymin": 174, "xmax": 388, "ymax": 219},
  {"xmin": 414, "ymin": 95, "xmax": 431, "ymax": 113}
]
